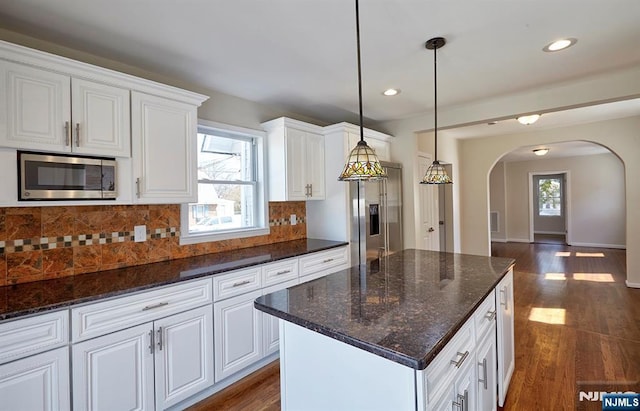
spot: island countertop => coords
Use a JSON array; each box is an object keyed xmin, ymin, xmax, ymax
[{"xmin": 255, "ymin": 249, "xmax": 515, "ymax": 370}]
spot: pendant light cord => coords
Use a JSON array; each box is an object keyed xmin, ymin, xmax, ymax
[
  {"xmin": 433, "ymin": 45, "xmax": 438, "ymax": 162},
  {"xmin": 355, "ymin": 0, "xmax": 364, "ymax": 143}
]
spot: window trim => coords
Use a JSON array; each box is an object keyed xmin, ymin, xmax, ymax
[{"xmin": 180, "ymin": 119, "xmax": 269, "ymax": 245}]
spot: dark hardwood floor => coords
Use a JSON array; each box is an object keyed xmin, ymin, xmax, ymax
[{"xmin": 188, "ymin": 242, "xmax": 640, "ymax": 411}]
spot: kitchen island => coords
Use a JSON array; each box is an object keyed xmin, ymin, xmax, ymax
[{"xmin": 255, "ymin": 249, "xmax": 515, "ymax": 411}]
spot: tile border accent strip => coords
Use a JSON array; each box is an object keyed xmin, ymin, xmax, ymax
[
  {"xmin": 0, "ymin": 227, "xmax": 179, "ymax": 255},
  {"xmin": 0, "ymin": 216, "xmax": 306, "ymax": 255}
]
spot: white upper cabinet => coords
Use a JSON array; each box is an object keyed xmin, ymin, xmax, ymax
[
  {"xmin": 0, "ymin": 60, "xmax": 130, "ymax": 157},
  {"xmin": 71, "ymin": 78, "xmax": 130, "ymax": 157},
  {"xmin": 262, "ymin": 117, "xmax": 325, "ymax": 201},
  {"xmin": 131, "ymin": 91, "xmax": 198, "ymax": 204}
]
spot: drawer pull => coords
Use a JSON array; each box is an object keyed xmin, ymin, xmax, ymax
[
  {"xmin": 478, "ymin": 358, "xmax": 488, "ymax": 389},
  {"xmin": 232, "ymin": 280, "xmax": 251, "ymax": 287},
  {"xmin": 485, "ymin": 310, "xmax": 497, "ymax": 321},
  {"xmin": 276, "ymin": 270, "xmax": 291, "ymax": 275},
  {"xmin": 450, "ymin": 350, "xmax": 470, "ymax": 368},
  {"xmin": 142, "ymin": 302, "xmax": 169, "ymax": 311},
  {"xmin": 322, "ymin": 258, "xmax": 334, "ymax": 263}
]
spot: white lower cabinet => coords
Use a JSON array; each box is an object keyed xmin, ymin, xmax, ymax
[
  {"xmin": 476, "ymin": 330, "xmax": 498, "ymax": 411},
  {"xmin": 153, "ymin": 306, "xmax": 214, "ymax": 409},
  {"xmin": 72, "ymin": 305, "xmax": 213, "ymax": 410},
  {"xmin": 0, "ymin": 347, "xmax": 70, "ymax": 411},
  {"xmin": 496, "ymin": 268, "xmax": 515, "ymax": 407},
  {"xmin": 262, "ymin": 279, "xmax": 299, "ymax": 356},
  {"xmin": 214, "ymin": 289, "xmax": 263, "ymax": 382},
  {"xmin": 72, "ymin": 323, "xmax": 154, "ymax": 411}
]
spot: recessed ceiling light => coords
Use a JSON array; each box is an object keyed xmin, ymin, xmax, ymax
[
  {"xmin": 487, "ymin": 121, "xmax": 497, "ymax": 125},
  {"xmin": 517, "ymin": 114, "xmax": 541, "ymax": 125},
  {"xmin": 533, "ymin": 148, "xmax": 549, "ymax": 156},
  {"xmin": 382, "ymin": 88, "xmax": 400, "ymax": 96},
  {"xmin": 543, "ymin": 38, "xmax": 577, "ymax": 52}
]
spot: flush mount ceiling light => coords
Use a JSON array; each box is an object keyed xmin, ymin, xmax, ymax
[
  {"xmin": 420, "ymin": 37, "xmax": 452, "ymax": 185},
  {"xmin": 338, "ymin": 0, "xmax": 387, "ymax": 181},
  {"xmin": 383, "ymin": 88, "xmax": 400, "ymax": 96},
  {"xmin": 533, "ymin": 148, "xmax": 549, "ymax": 156},
  {"xmin": 543, "ymin": 38, "xmax": 577, "ymax": 52},
  {"xmin": 517, "ymin": 114, "xmax": 541, "ymax": 125}
]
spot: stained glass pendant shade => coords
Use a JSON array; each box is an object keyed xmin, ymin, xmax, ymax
[
  {"xmin": 338, "ymin": 0, "xmax": 387, "ymax": 181},
  {"xmin": 420, "ymin": 37, "xmax": 452, "ymax": 185}
]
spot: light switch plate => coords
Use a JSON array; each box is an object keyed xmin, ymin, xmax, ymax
[
  {"xmin": 134, "ymin": 225, "xmax": 147, "ymax": 242},
  {"xmin": 290, "ymin": 214, "xmax": 297, "ymax": 225}
]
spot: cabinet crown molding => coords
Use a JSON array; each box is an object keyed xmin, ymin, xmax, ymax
[
  {"xmin": 323, "ymin": 122, "xmax": 393, "ymax": 141},
  {"xmin": 0, "ymin": 40, "xmax": 209, "ymax": 107}
]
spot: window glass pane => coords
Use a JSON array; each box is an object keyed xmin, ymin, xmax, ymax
[
  {"xmin": 538, "ymin": 178, "xmax": 561, "ymax": 216},
  {"xmin": 189, "ymin": 184, "xmax": 256, "ymax": 233},
  {"xmin": 190, "ymin": 126, "xmax": 258, "ymax": 234},
  {"xmin": 197, "ymin": 133, "xmax": 254, "ymax": 182}
]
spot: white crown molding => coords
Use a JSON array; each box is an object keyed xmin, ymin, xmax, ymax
[{"xmin": 0, "ymin": 40, "xmax": 208, "ymax": 107}]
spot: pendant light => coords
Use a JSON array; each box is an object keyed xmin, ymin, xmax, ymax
[
  {"xmin": 420, "ymin": 37, "xmax": 452, "ymax": 185},
  {"xmin": 338, "ymin": 0, "xmax": 387, "ymax": 181}
]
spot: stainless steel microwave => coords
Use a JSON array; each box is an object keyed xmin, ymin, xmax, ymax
[{"xmin": 18, "ymin": 151, "xmax": 117, "ymax": 200}]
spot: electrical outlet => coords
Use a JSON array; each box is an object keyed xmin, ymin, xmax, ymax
[
  {"xmin": 134, "ymin": 225, "xmax": 147, "ymax": 242},
  {"xmin": 290, "ymin": 214, "xmax": 297, "ymax": 225}
]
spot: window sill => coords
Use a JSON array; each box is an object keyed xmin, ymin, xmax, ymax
[{"xmin": 179, "ymin": 227, "xmax": 270, "ymax": 246}]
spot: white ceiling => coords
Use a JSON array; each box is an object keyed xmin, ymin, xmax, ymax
[{"xmin": 1, "ymin": 0, "xmax": 640, "ymax": 126}]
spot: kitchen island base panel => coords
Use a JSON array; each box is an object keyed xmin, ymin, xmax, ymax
[{"xmin": 279, "ymin": 320, "xmax": 416, "ymax": 411}]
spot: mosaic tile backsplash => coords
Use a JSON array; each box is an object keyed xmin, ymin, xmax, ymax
[{"xmin": 0, "ymin": 202, "xmax": 306, "ymax": 286}]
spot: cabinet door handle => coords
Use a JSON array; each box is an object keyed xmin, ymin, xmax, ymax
[
  {"xmin": 323, "ymin": 258, "xmax": 334, "ymax": 263},
  {"xmin": 452, "ymin": 390, "xmax": 468, "ymax": 411},
  {"xmin": 500, "ymin": 286, "xmax": 508, "ymax": 309},
  {"xmin": 309, "ymin": 183, "xmax": 312, "ymax": 197},
  {"xmin": 64, "ymin": 121, "xmax": 70, "ymax": 146},
  {"xmin": 136, "ymin": 178, "xmax": 141, "ymax": 198},
  {"xmin": 75, "ymin": 123, "xmax": 80, "ymax": 147},
  {"xmin": 485, "ymin": 310, "xmax": 497, "ymax": 321},
  {"xmin": 450, "ymin": 350, "xmax": 470, "ymax": 368},
  {"xmin": 142, "ymin": 301, "xmax": 169, "ymax": 311},
  {"xmin": 232, "ymin": 280, "xmax": 251, "ymax": 287},
  {"xmin": 478, "ymin": 358, "xmax": 488, "ymax": 389},
  {"xmin": 157, "ymin": 327, "xmax": 163, "ymax": 351},
  {"xmin": 148, "ymin": 329, "xmax": 154, "ymax": 354},
  {"xmin": 276, "ymin": 270, "xmax": 291, "ymax": 275}
]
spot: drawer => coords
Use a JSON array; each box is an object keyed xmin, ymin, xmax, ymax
[
  {"xmin": 72, "ymin": 278, "xmax": 212, "ymax": 342},
  {"xmin": 423, "ymin": 317, "xmax": 475, "ymax": 404},
  {"xmin": 262, "ymin": 258, "xmax": 298, "ymax": 287},
  {"xmin": 213, "ymin": 266, "xmax": 261, "ymax": 302},
  {"xmin": 474, "ymin": 289, "xmax": 497, "ymax": 342},
  {"xmin": 299, "ymin": 246, "xmax": 349, "ymax": 277},
  {"xmin": 0, "ymin": 310, "xmax": 68, "ymax": 364}
]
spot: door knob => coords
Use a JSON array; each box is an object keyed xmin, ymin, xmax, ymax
[{"xmin": 428, "ymin": 227, "xmax": 435, "ymax": 232}]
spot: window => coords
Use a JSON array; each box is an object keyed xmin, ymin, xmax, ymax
[
  {"xmin": 180, "ymin": 120, "xmax": 268, "ymax": 244},
  {"xmin": 537, "ymin": 177, "xmax": 562, "ymax": 216}
]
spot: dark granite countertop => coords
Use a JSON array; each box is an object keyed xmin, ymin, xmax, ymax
[
  {"xmin": 255, "ymin": 249, "xmax": 515, "ymax": 370},
  {"xmin": 0, "ymin": 238, "xmax": 348, "ymax": 321}
]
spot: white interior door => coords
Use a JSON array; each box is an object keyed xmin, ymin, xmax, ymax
[{"xmin": 418, "ymin": 153, "xmax": 439, "ymax": 251}]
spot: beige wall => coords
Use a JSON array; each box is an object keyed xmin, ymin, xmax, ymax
[
  {"xmin": 496, "ymin": 153, "xmax": 625, "ymax": 247},
  {"xmin": 489, "ymin": 162, "xmax": 507, "ymax": 241},
  {"xmin": 459, "ymin": 116, "xmax": 640, "ymax": 285}
]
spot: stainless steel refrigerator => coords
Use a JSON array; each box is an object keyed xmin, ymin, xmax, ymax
[{"xmin": 350, "ymin": 162, "xmax": 403, "ymax": 266}]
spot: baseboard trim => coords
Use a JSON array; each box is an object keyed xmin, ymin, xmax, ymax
[
  {"xmin": 491, "ymin": 238, "xmax": 508, "ymax": 243},
  {"xmin": 625, "ymin": 280, "xmax": 640, "ymax": 289},
  {"xmin": 568, "ymin": 242, "xmax": 626, "ymax": 249},
  {"xmin": 507, "ymin": 238, "xmax": 531, "ymax": 243},
  {"xmin": 534, "ymin": 231, "xmax": 566, "ymax": 235}
]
